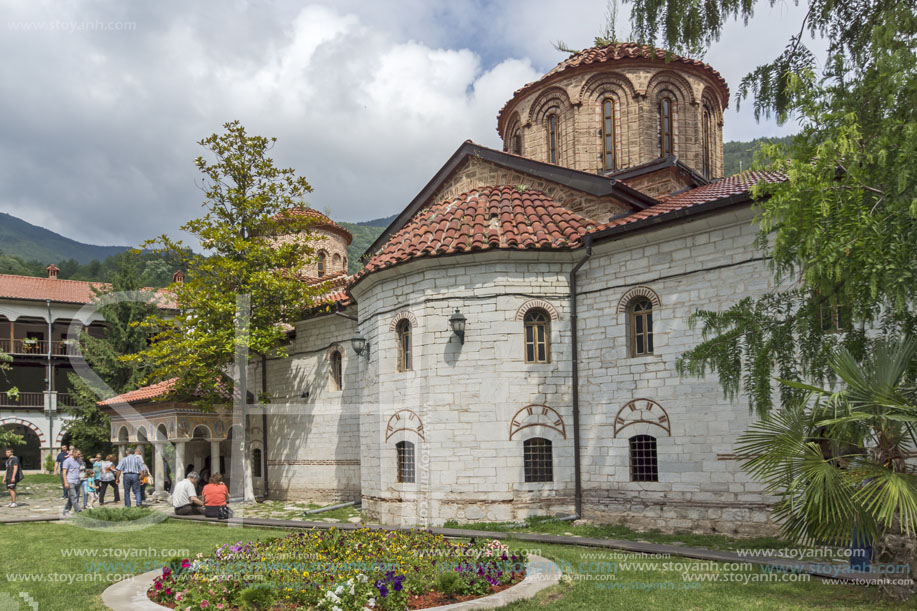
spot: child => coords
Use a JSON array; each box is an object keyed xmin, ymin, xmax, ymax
[{"xmin": 83, "ymin": 476, "xmax": 99, "ymax": 509}]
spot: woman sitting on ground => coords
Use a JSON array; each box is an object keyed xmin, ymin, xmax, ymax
[{"xmin": 202, "ymin": 472, "xmax": 231, "ymax": 518}]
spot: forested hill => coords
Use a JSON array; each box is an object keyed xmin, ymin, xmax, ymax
[
  {"xmin": 723, "ymin": 135, "xmax": 794, "ymax": 176},
  {"xmin": 0, "ymin": 212, "xmax": 128, "ymax": 264}
]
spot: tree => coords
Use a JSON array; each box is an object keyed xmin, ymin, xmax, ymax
[
  {"xmin": 0, "ymin": 352, "xmax": 23, "ymax": 448},
  {"xmin": 623, "ymin": 1, "xmax": 917, "ymax": 411},
  {"xmin": 136, "ymin": 120, "xmax": 324, "ymax": 500},
  {"xmin": 63, "ymin": 252, "xmax": 159, "ymax": 457},
  {"xmin": 738, "ymin": 338, "xmax": 917, "ymax": 600}
]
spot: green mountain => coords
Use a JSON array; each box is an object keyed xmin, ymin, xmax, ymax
[
  {"xmin": 340, "ymin": 222, "xmax": 387, "ymax": 274},
  {"xmin": 723, "ymin": 135, "xmax": 794, "ymax": 176},
  {"xmin": 0, "ymin": 212, "xmax": 129, "ymax": 265}
]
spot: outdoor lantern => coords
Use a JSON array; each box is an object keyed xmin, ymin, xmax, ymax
[
  {"xmin": 449, "ymin": 308, "xmax": 466, "ymax": 344},
  {"xmin": 351, "ymin": 332, "xmax": 369, "ymax": 358}
]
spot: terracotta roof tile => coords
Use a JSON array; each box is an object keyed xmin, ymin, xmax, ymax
[
  {"xmin": 498, "ymin": 43, "xmax": 730, "ymax": 135},
  {"xmin": 0, "ymin": 274, "xmax": 176, "ymax": 309},
  {"xmin": 279, "ymin": 206, "xmax": 353, "ymax": 245},
  {"xmin": 591, "ymin": 171, "xmax": 785, "ymax": 232},
  {"xmin": 98, "ymin": 378, "xmax": 177, "ymax": 406},
  {"xmin": 353, "ymin": 186, "xmax": 597, "ymax": 282}
]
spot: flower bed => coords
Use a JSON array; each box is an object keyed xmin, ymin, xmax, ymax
[{"xmin": 148, "ymin": 528, "xmax": 528, "ymax": 610}]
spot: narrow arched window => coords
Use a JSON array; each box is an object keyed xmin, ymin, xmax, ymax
[
  {"xmin": 512, "ymin": 129, "xmax": 522, "ymax": 155},
  {"xmin": 330, "ymin": 350, "xmax": 343, "ymax": 390},
  {"xmin": 523, "ymin": 309, "xmax": 550, "ymax": 363},
  {"xmin": 396, "ymin": 319, "xmax": 412, "ymax": 372},
  {"xmin": 252, "ymin": 448, "xmax": 262, "ymax": 478},
  {"xmin": 547, "ymin": 114, "xmax": 558, "ymax": 164},
  {"xmin": 629, "ymin": 435, "xmax": 658, "ymax": 481},
  {"xmin": 630, "ymin": 298, "xmax": 654, "ymax": 356},
  {"xmin": 523, "ymin": 438, "xmax": 553, "ymax": 482},
  {"xmin": 702, "ymin": 105, "xmax": 713, "ymax": 178},
  {"xmin": 317, "ymin": 251, "xmax": 326, "ymax": 277},
  {"xmin": 396, "ymin": 441, "xmax": 415, "ymax": 483},
  {"xmin": 602, "ymin": 97, "xmax": 616, "ymax": 171},
  {"xmin": 659, "ymin": 97, "xmax": 673, "ymax": 156}
]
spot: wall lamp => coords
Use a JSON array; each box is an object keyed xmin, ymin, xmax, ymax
[
  {"xmin": 350, "ymin": 332, "xmax": 370, "ymax": 358},
  {"xmin": 449, "ymin": 308, "xmax": 466, "ymax": 344}
]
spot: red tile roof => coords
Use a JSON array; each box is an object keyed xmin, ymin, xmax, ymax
[
  {"xmin": 353, "ymin": 186, "xmax": 597, "ymax": 281},
  {"xmin": 592, "ymin": 171, "xmax": 785, "ymax": 232},
  {"xmin": 278, "ymin": 206, "xmax": 353, "ymax": 245},
  {"xmin": 498, "ymin": 43, "xmax": 730, "ymax": 136},
  {"xmin": 98, "ymin": 378, "xmax": 177, "ymax": 406},
  {"xmin": 0, "ymin": 274, "xmax": 176, "ymax": 308}
]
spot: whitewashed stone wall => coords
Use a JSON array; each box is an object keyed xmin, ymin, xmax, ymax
[
  {"xmin": 349, "ymin": 251, "xmax": 580, "ymax": 526},
  {"xmin": 577, "ymin": 204, "xmax": 781, "ymax": 536},
  {"xmin": 254, "ymin": 310, "xmax": 361, "ymax": 502}
]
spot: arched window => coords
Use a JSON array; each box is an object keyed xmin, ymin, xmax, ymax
[
  {"xmin": 396, "ymin": 319, "xmax": 412, "ymax": 372},
  {"xmin": 702, "ymin": 105, "xmax": 713, "ymax": 178},
  {"xmin": 330, "ymin": 350, "xmax": 343, "ymax": 390},
  {"xmin": 252, "ymin": 448, "xmax": 262, "ymax": 478},
  {"xmin": 396, "ymin": 441, "xmax": 415, "ymax": 483},
  {"xmin": 511, "ymin": 128, "xmax": 522, "ymax": 155},
  {"xmin": 602, "ymin": 97, "xmax": 616, "ymax": 171},
  {"xmin": 630, "ymin": 298, "xmax": 654, "ymax": 356},
  {"xmin": 332, "ymin": 253, "xmax": 342, "ymax": 272},
  {"xmin": 317, "ymin": 251, "xmax": 326, "ymax": 277},
  {"xmin": 523, "ymin": 438, "xmax": 553, "ymax": 482},
  {"xmin": 523, "ymin": 309, "xmax": 550, "ymax": 363},
  {"xmin": 629, "ymin": 435, "xmax": 658, "ymax": 482},
  {"xmin": 659, "ymin": 97, "xmax": 674, "ymax": 156},
  {"xmin": 547, "ymin": 114, "xmax": 558, "ymax": 164}
]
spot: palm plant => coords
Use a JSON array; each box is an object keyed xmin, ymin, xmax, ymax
[{"xmin": 737, "ymin": 337, "xmax": 917, "ymax": 600}]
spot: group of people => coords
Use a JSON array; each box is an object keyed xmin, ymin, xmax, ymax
[{"xmin": 4, "ymin": 443, "xmax": 232, "ymax": 520}]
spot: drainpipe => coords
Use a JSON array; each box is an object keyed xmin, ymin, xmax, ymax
[
  {"xmin": 569, "ymin": 238, "xmax": 592, "ymax": 519},
  {"xmin": 46, "ymin": 300, "xmax": 53, "ymax": 459},
  {"xmin": 261, "ymin": 355, "xmax": 269, "ymax": 498}
]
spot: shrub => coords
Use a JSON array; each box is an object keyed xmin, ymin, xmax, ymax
[
  {"xmin": 43, "ymin": 453, "xmax": 55, "ymax": 474},
  {"xmin": 435, "ymin": 570, "xmax": 464, "ymax": 597},
  {"xmin": 238, "ymin": 584, "xmax": 276, "ymax": 610},
  {"xmin": 75, "ymin": 506, "xmax": 152, "ymax": 522}
]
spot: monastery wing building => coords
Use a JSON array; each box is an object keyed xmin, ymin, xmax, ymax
[{"xmin": 99, "ymin": 43, "xmax": 789, "ymax": 535}]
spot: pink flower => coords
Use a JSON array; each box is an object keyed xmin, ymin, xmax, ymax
[
  {"xmin": 154, "ymin": 581, "xmax": 163, "ymax": 591},
  {"xmin": 175, "ymin": 593, "xmax": 184, "ymax": 602},
  {"xmin": 164, "ymin": 588, "xmax": 172, "ymax": 596},
  {"xmin": 200, "ymin": 601, "xmax": 210, "ymax": 609},
  {"xmin": 181, "ymin": 559, "xmax": 191, "ymax": 569},
  {"xmin": 216, "ymin": 605, "xmax": 225, "ymax": 610}
]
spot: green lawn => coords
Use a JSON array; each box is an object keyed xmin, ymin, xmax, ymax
[{"xmin": 0, "ymin": 520, "xmax": 901, "ymax": 610}]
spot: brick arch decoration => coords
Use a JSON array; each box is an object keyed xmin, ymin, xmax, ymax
[
  {"xmin": 0, "ymin": 418, "xmax": 45, "ymax": 446},
  {"xmin": 613, "ymin": 398, "xmax": 671, "ymax": 437},
  {"xmin": 326, "ymin": 344, "xmax": 345, "ymax": 358},
  {"xmin": 389, "ymin": 311, "xmax": 418, "ymax": 331},
  {"xmin": 514, "ymin": 299, "xmax": 559, "ymax": 321},
  {"xmin": 509, "ymin": 404, "xmax": 566, "ymax": 441},
  {"xmin": 385, "ymin": 409, "xmax": 425, "ymax": 442},
  {"xmin": 646, "ymin": 70, "xmax": 696, "ymax": 105},
  {"xmin": 617, "ymin": 286, "xmax": 661, "ymax": 313},
  {"xmin": 528, "ymin": 86, "xmax": 574, "ymax": 124},
  {"xmin": 503, "ymin": 111, "xmax": 524, "ymax": 151},
  {"xmin": 579, "ymin": 71, "xmax": 639, "ymax": 104}
]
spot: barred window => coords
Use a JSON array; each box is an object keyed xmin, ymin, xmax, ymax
[
  {"xmin": 659, "ymin": 97, "xmax": 674, "ymax": 156},
  {"xmin": 512, "ymin": 129, "xmax": 522, "ymax": 155},
  {"xmin": 819, "ymin": 297, "xmax": 849, "ymax": 333},
  {"xmin": 523, "ymin": 309, "xmax": 550, "ymax": 363},
  {"xmin": 630, "ymin": 298, "xmax": 654, "ymax": 356},
  {"xmin": 330, "ymin": 350, "xmax": 343, "ymax": 390},
  {"xmin": 547, "ymin": 114, "xmax": 558, "ymax": 164},
  {"xmin": 602, "ymin": 97, "xmax": 616, "ymax": 171},
  {"xmin": 523, "ymin": 437, "xmax": 553, "ymax": 482},
  {"xmin": 396, "ymin": 320, "xmax": 412, "ymax": 371},
  {"xmin": 252, "ymin": 448, "xmax": 262, "ymax": 478},
  {"xmin": 629, "ymin": 435, "xmax": 658, "ymax": 482},
  {"xmin": 396, "ymin": 441, "xmax": 415, "ymax": 483}
]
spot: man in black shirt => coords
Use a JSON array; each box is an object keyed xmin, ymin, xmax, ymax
[{"xmin": 4, "ymin": 448, "xmax": 21, "ymax": 508}]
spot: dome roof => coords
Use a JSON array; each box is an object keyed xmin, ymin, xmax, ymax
[
  {"xmin": 278, "ymin": 206, "xmax": 352, "ymax": 245},
  {"xmin": 352, "ymin": 186, "xmax": 596, "ymax": 283},
  {"xmin": 498, "ymin": 42, "xmax": 730, "ymax": 137}
]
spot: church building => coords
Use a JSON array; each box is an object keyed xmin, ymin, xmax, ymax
[{"xmin": 104, "ymin": 43, "xmax": 789, "ymax": 536}]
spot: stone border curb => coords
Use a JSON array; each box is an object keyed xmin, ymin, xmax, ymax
[{"xmin": 102, "ymin": 556, "xmax": 561, "ymax": 611}]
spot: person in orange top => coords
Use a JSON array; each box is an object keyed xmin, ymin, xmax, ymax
[{"xmin": 202, "ymin": 472, "xmax": 231, "ymax": 518}]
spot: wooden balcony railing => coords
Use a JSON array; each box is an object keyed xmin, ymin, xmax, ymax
[
  {"xmin": 2, "ymin": 340, "xmax": 81, "ymax": 357},
  {"xmin": 58, "ymin": 393, "xmax": 77, "ymax": 407},
  {"xmin": 0, "ymin": 392, "xmax": 45, "ymax": 408}
]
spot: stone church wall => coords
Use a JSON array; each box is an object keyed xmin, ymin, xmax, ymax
[
  {"xmin": 254, "ymin": 311, "xmax": 361, "ymax": 502},
  {"xmin": 577, "ymin": 204, "xmax": 780, "ymax": 536}
]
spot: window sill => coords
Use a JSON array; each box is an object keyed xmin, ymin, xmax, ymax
[
  {"xmin": 627, "ymin": 353, "xmax": 663, "ymax": 363},
  {"xmin": 514, "ymin": 481, "xmax": 557, "ymax": 491}
]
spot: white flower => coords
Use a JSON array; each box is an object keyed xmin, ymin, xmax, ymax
[
  {"xmin": 333, "ymin": 606, "xmax": 342, "ymax": 611},
  {"xmin": 356, "ymin": 573, "xmax": 369, "ymax": 583},
  {"xmin": 325, "ymin": 591, "xmax": 341, "ymax": 603},
  {"xmin": 335, "ymin": 585, "xmax": 344, "ymax": 595}
]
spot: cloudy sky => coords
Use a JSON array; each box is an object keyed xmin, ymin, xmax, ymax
[{"xmin": 0, "ymin": 0, "xmax": 818, "ymax": 247}]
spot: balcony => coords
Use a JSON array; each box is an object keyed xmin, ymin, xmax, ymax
[
  {"xmin": 0, "ymin": 339, "xmax": 82, "ymax": 357},
  {"xmin": 0, "ymin": 391, "xmax": 75, "ymax": 409}
]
